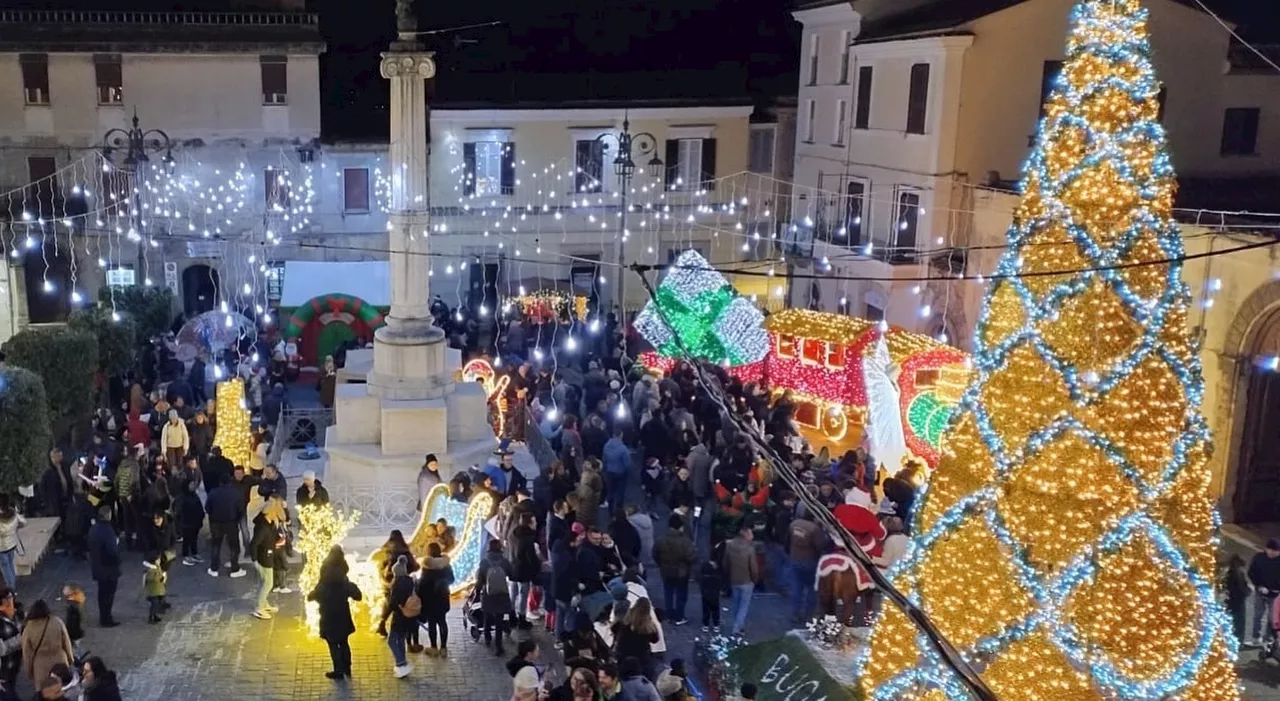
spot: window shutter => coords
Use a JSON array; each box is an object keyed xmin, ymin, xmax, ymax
[
  {"xmin": 700, "ymin": 138, "xmax": 717, "ymax": 191},
  {"xmin": 501, "ymin": 142, "xmax": 516, "ymax": 195},
  {"xmin": 463, "ymin": 142, "xmax": 477, "ymax": 197},
  {"xmin": 664, "ymin": 140, "xmax": 679, "ymax": 189}
]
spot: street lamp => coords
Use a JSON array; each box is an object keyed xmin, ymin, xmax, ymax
[
  {"xmin": 594, "ymin": 116, "xmax": 662, "ymax": 321},
  {"xmin": 101, "ymin": 110, "xmax": 174, "ymax": 284}
]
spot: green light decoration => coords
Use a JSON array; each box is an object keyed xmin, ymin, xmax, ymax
[
  {"xmin": 907, "ymin": 391, "xmax": 952, "ymax": 447},
  {"xmin": 635, "ymin": 249, "xmax": 769, "ymax": 366}
]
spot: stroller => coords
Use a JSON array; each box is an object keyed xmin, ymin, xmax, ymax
[{"xmin": 461, "ymin": 584, "xmax": 486, "ymax": 643}]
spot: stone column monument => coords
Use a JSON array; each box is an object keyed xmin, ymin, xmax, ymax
[{"xmin": 324, "ymin": 0, "xmax": 491, "ymax": 530}]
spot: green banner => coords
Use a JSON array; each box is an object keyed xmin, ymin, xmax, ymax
[{"xmin": 725, "ymin": 635, "xmax": 861, "ymax": 701}]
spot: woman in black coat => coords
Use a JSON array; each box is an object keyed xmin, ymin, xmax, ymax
[
  {"xmin": 307, "ymin": 545, "xmax": 362, "ymax": 680},
  {"xmin": 415, "ymin": 543, "xmax": 455, "ymax": 656}
]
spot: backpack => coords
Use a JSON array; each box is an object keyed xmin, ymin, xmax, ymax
[
  {"xmin": 400, "ymin": 591, "xmax": 422, "ymax": 618},
  {"xmin": 485, "ymin": 561, "xmax": 509, "ymax": 596}
]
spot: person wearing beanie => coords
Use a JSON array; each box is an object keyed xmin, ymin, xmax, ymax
[
  {"xmin": 383, "ymin": 555, "xmax": 417, "ymax": 678},
  {"xmin": 417, "ymin": 454, "xmax": 442, "ymax": 512},
  {"xmin": 652, "ymin": 515, "xmax": 696, "ymax": 625},
  {"xmin": 159, "ymin": 409, "xmax": 190, "ymax": 471}
]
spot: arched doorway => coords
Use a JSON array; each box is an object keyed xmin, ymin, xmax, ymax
[
  {"xmin": 182, "ymin": 264, "xmax": 220, "ymax": 317},
  {"xmin": 1234, "ymin": 306, "xmax": 1280, "ymax": 524},
  {"xmin": 22, "ymin": 243, "xmax": 72, "ymax": 324}
]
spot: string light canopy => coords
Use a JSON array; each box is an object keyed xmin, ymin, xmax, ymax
[{"xmin": 859, "ymin": 1, "xmax": 1241, "ymax": 699}]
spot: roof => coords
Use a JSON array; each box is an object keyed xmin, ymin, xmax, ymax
[
  {"xmin": 763, "ymin": 308, "xmax": 962, "ymax": 364},
  {"xmin": 428, "ymin": 69, "xmax": 757, "ymax": 110},
  {"xmin": 0, "ymin": 9, "xmax": 323, "ymax": 53},
  {"xmin": 855, "ymin": 0, "xmax": 1206, "ymax": 43}
]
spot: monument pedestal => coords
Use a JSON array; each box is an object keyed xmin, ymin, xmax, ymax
[{"xmin": 324, "ymin": 336, "xmax": 491, "ymax": 530}]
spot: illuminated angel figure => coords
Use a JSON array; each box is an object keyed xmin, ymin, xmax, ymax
[{"xmin": 862, "ymin": 336, "xmax": 910, "ymax": 478}]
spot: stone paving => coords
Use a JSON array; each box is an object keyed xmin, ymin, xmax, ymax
[{"xmin": 15, "ymin": 536, "xmax": 1280, "ymax": 700}]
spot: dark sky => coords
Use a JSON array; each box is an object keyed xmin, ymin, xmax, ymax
[{"xmin": 3, "ymin": 0, "xmax": 1274, "ymax": 140}]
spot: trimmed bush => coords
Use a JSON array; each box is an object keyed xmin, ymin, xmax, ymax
[
  {"xmin": 0, "ymin": 366, "xmax": 53, "ymax": 492},
  {"xmin": 1, "ymin": 327, "xmax": 97, "ymax": 441}
]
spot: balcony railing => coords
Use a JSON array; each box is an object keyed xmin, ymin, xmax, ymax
[{"xmin": 0, "ymin": 10, "xmax": 318, "ymax": 27}]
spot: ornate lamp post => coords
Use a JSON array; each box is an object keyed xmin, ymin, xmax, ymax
[
  {"xmin": 594, "ymin": 117, "xmax": 662, "ymax": 319},
  {"xmin": 101, "ymin": 110, "xmax": 174, "ymax": 284}
]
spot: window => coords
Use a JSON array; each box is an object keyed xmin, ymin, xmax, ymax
[
  {"xmin": 575, "ymin": 140, "xmax": 604, "ymax": 193},
  {"xmin": 664, "ymin": 138, "xmax": 717, "ymax": 191},
  {"xmin": 826, "ymin": 342, "xmax": 845, "ymax": 368},
  {"xmin": 94, "ymin": 54, "xmax": 122, "ymax": 105},
  {"xmin": 675, "ymin": 139, "xmax": 703, "ymax": 190},
  {"xmin": 749, "ymin": 126, "xmax": 775, "ymax": 174},
  {"xmin": 894, "ymin": 189, "xmax": 921, "ymax": 259},
  {"xmin": 20, "ymin": 53, "xmax": 49, "ymax": 105},
  {"xmin": 1221, "ymin": 107, "xmax": 1260, "ymax": 156},
  {"xmin": 838, "ymin": 31, "xmax": 851, "ymax": 84},
  {"xmin": 265, "ymin": 167, "xmax": 291, "ymax": 209},
  {"xmin": 26, "ymin": 156, "xmax": 57, "ymax": 211},
  {"xmin": 1039, "ymin": 60, "xmax": 1063, "ymax": 118},
  {"xmin": 267, "ymin": 261, "xmax": 285, "ymax": 303},
  {"xmin": 802, "ymin": 338, "xmax": 824, "ymax": 364},
  {"xmin": 805, "ymin": 99, "xmax": 816, "ymax": 142},
  {"xmin": 865, "ymin": 302, "xmax": 885, "ymax": 321},
  {"xmin": 106, "ymin": 266, "xmax": 135, "ymax": 287},
  {"xmin": 473, "ymin": 142, "xmax": 505, "ymax": 196},
  {"xmin": 855, "ymin": 66, "xmax": 873, "ymax": 129},
  {"xmin": 342, "ymin": 168, "xmax": 370, "ymax": 212},
  {"xmin": 260, "ymin": 55, "xmax": 287, "ymax": 105},
  {"xmin": 464, "ymin": 141, "xmax": 516, "ymax": 196},
  {"xmin": 906, "ymin": 63, "xmax": 930, "ymax": 135},
  {"xmin": 777, "ymin": 334, "xmax": 797, "ymax": 358},
  {"xmin": 914, "ymin": 368, "xmax": 939, "ymax": 389},
  {"xmin": 808, "ymin": 34, "xmax": 820, "ymax": 85},
  {"xmin": 844, "ymin": 179, "xmax": 866, "ymax": 247},
  {"xmin": 834, "ymin": 100, "xmax": 848, "ymax": 145}
]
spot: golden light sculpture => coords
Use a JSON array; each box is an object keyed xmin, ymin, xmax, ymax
[
  {"xmin": 462, "ymin": 358, "xmax": 511, "ymax": 437},
  {"xmin": 212, "ymin": 379, "xmax": 252, "ymax": 467},
  {"xmin": 295, "ymin": 504, "xmax": 361, "ymax": 637},
  {"xmin": 858, "ymin": 2, "xmax": 1241, "ymax": 699}
]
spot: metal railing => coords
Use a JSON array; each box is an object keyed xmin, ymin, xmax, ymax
[
  {"xmin": 0, "ymin": 10, "xmax": 318, "ymax": 26},
  {"xmin": 523, "ymin": 407, "xmax": 557, "ymax": 474},
  {"xmin": 268, "ymin": 406, "xmax": 334, "ymax": 465}
]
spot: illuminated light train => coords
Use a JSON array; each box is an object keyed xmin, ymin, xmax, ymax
[{"xmin": 642, "ymin": 308, "xmax": 970, "ymax": 467}]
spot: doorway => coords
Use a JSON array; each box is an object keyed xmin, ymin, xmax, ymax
[
  {"xmin": 182, "ymin": 264, "xmax": 220, "ymax": 317},
  {"xmin": 22, "ymin": 242, "xmax": 72, "ymax": 324},
  {"xmin": 1234, "ymin": 307, "xmax": 1280, "ymax": 524}
]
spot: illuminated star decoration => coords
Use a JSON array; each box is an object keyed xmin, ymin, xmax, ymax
[
  {"xmin": 859, "ymin": 2, "xmax": 1241, "ymax": 700},
  {"xmin": 634, "ymin": 249, "xmax": 769, "ymax": 366}
]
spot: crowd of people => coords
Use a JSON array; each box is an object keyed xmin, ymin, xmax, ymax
[{"xmin": 296, "ymin": 302, "xmax": 926, "ymax": 699}]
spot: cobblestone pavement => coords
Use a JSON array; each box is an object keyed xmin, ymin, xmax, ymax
[
  {"xmin": 17, "ymin": 544, "xmax": 796, "ymax": 701},
  {"xmin": 12, "ymin": 530, "xmax": 1280, "ymax": 700}
]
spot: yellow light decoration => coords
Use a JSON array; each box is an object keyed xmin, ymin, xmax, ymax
[
  {"xmin": 295, "ymin": 503, "xmax": 361, "ymax": 637},
  {"xmin": 860, "ymin": 2, "xmax": 1241, "ymax": 699},
  {"xmin": 462, "ymin": 358, "xmax": 510, "ymax": 437},
  {"xmin": 212, "ymin": 379, "xmax": 251, "ymax": 467}
]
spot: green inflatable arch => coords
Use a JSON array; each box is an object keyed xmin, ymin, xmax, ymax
[{"xmin": 281, "ymin": 293, "xmax": 386, "ymax": 342}]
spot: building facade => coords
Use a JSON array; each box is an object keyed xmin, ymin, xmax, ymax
[
  {"xmin": 0, "ymin": 6, "xmax": 323, "ymax": 340},
  {"xmin": 789, "ymin": 0, "xmax": 1280, "ymax": 340},
  {"xmin": 788, "ymin": 0, "xmax": 1280, "ymax": 522}
]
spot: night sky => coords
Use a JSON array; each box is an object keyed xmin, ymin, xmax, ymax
[{"xmin": 2, "ymin": 0, "xmax": 1274, "ymax": 140}]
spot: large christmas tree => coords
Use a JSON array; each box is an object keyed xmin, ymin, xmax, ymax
[{"xmin": 859, "ymin": 2, "xmax": 1241, "ymax": 699}]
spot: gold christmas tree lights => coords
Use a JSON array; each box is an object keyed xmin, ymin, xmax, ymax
[{"xmin": 859, "ymin": 1, "xmax": 1241, "ymax": 699}]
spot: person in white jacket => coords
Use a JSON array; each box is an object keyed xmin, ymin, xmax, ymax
[
  {"xmin": 0, "ymin": 500, "xmax": 25, "ymax": 590},
  {"xmin": 160, "ymin": 409, "xmax": 190, "ymax": 470}
]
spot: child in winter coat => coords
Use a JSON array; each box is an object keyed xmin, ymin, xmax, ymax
[
  {"xmin": 699, "ymin": 559, "xmax": 723, "ymax": 632},
  {"xmin": 144, "ymin": 555, "xmax": 168, "ymax": 624},
  {"xmin": 60, "ymin": 583, "xmax": 86, "ymax": 661}
]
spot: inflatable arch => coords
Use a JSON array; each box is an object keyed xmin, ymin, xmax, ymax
[{"xmin": 281, "ymin": 293, "xmax": 386, "ymax": 366}]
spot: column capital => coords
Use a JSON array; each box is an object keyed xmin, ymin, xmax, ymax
[{"xmin": 380, "ymin": 52, "xmax": 436, "ymax": 80}]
